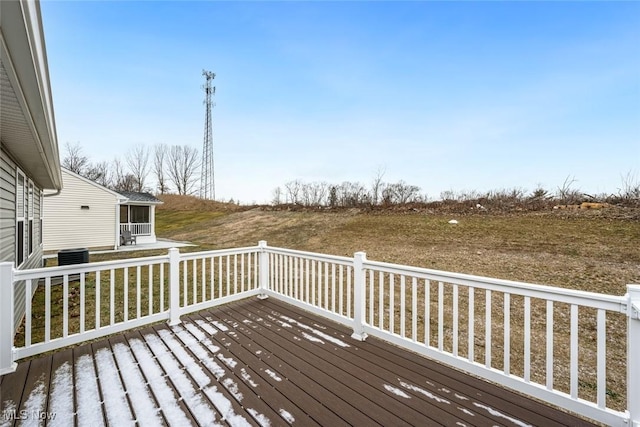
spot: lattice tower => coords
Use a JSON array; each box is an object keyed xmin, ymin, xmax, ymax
[{"xmin": 200, "ymin": 69, "xmax": 216, "ymax": 200}]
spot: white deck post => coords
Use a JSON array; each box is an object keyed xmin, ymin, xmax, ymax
[
  {"xmin": 167, "ymin": 248, "xmax": 181, "ymax": 326},
  {"xmin": 0, "ymin": 262, "xmax": 17, "ymax": 375},
  {"xmin": 258, "ymin": 240, "xmax": 269, "ymax": 299},
  {"xmin": 627, "ymin": 284, "xmax": 640, "ymax": 427},
  {"xmin": 351, "ymin": 252, "xmax": 368, "ymax": 341}
]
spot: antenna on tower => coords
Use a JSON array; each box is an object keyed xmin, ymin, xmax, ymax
[{"xmin": 200, "ymin": 69, "xmax": 216, "ymax": 200}]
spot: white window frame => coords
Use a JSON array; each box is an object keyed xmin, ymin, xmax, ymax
[{"xmin": 15, "ymin": 169, "xmax": 26, "ymax": 267}]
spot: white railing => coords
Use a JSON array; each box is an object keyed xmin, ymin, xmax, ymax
[
  {"xmin": 257, "ymin": 246, "xmax": 640, "ymax": 427},
  {"xmin": 1, "ymin": 241, "xmax": 638, "ymax": 426},
  {"xmin": 0, "ymin": 245, "xmax": 261, "ymax": 367},
  {"xmin": 120, "ymin": 222, "xmax": 152, "ymax": 236}
]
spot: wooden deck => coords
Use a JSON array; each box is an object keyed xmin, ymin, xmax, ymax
[{"xmin": 0, "ymin": 297, "xmax": 596, "ymax": 426}]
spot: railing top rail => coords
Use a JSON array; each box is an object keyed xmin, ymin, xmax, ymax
[
  {"xmin": 179, "ymin": 245, "xmax": 261, "ymax": 261},
  {"xmin": 265, "ymin": 246, "xmax": 353, "ymax": 266},
  {"xmin": 13, "ymin": 254, "xmax": 170, "ymax": 281},
  {"xmin": 364, "ymin": 259, "xmax": 627, "ymax": 311}
]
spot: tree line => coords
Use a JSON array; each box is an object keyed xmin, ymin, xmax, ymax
[
  {"xmin": 62, "ymin": 142, "xmax": 200, "ymax": 195},
  {"xmin": 271, "ymin": 168, "xmax": 427, "ymax": 208}
]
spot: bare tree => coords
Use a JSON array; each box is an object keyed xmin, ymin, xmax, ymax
[
  {"xmin": 271, "ymin": 186, "xmax": 282, "ymax": 205},
  {"xmin": 125, "ymin": 144, "xmax": 150, "ymax": 192},
  {"xmin": 284, "ymin": 180, "xmax": 302, "ymax": 204},
  {"xmin": 62, "ymin": 142, "xmax": 89, "ymax": 174},
  {"xmin": 167, "ymin": 145, "xmax": 200, "ymax": 195},
  {"xmin": 370, "ymin": 166, "xmax": 386, "ymax": 206},
  {"xmin": 84, "ymin": 161, "xmax": 111, "ymax": 188},
  {"xmin": 111, "ymin": 158, "xmax": 138, "ymax": 192},
  {"xmin": 153, "ymin": 144, "xmax": 170, "ymax": 194},
  {"xmin": 557, "ymin": 175, "xmax": 581, "ymax": 204}
]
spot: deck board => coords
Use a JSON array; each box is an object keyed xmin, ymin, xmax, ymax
[{"xmin": 0, "ymin": 297, "xmax": 599, "ymax": 426}]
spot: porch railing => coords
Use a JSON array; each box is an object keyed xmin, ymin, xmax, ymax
[
  {"xmin": 1, "ymin": 241, "xmax": 638, "ymax": 426},
  {"xmin": 120, "ymin": 222, "xmax": 152, "ymax": 236}
]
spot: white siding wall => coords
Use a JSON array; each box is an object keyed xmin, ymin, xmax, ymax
[{"xmin": 43, "ymin": 169, "xmax": 118, "ymax": 251}]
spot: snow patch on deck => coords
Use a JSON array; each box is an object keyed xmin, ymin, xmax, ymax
[
  {"xmin": 472, "ymin": 403, "xmax": 532, "ymax": 427},
  {"xmin": 196, "ymin": 318, "xmax": 219, "ymax": 335},
  {"xmin": 279, "ymin": 315, "xmax": 350, "ymax": 347},
  {"xmin": 384, "ymin": 384, "xmax": 411, "ymax": 399},
  {"xmin": 48, "ymin": 362, "xmax": 74, "ymax": 425},
  {"xmin": 399, "ymin": 380, "xmax": 451, "ymax": 404},
  {"xmin": 248, "ymin": 408, "xmax": 272, "ymax": 427},
  {"xmin": 241, "ymin": 368, "xmax": 259, "ymax": 387},
  {"xmin": 74, "ymin": 355, "xmax": 105, "ymax": 425},
  {"xmin": 301, "ymin": 332, "xmax": 324, "ymax": 344},
  {"xmin": 94, "ymin": 348, "xmax": 135, "ymax": 424},
  {"xmin": 279, "ymin": 408, "xmax": 295, "ymax": 423},
  {"xmin": 264, "ymin": 369, "xmax": 282, "ymax": 382},
  {"xmin": 128, "ymin": 338, "xmax": 191, "ymax": 425},
  {"xmin": 111, "ymin": 343, "xmax": 163, "ymax": 424}
]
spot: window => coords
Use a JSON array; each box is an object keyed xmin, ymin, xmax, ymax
[
  {"xmin": 28, "ymin": 182, "xmax": 34, "ymax": 255},
  {"xmin": 40, "ymin": 191, "xmax": 43, "ymax": 246},
  {"xmin": 120, "ymin": 205, "xmax": 129, "ymax": 224},
  {"xmin": 16, "ymin": 172, "xmax": 25, "ymax": 266},
  {"xmin": 130, "ymin": 205, "xmax": 150, "ymax": 223}
]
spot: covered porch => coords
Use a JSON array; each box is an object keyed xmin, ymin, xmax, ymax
[{"xmin": 117, "ymin": 191, "xmax": 162, "ymax": 245}]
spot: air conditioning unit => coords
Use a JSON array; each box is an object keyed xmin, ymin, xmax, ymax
[{"xmin": 58, "ymin": 248, "xmax": 89, "ymax": 266}]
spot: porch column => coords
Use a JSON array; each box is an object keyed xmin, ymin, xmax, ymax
[
  {"xmin": 258, "ymin": 240, "xmax": 269, "ymax": 299},
  {"xmin": 0, "ymin": 263, "xmax": 17, "ymax": 375},
  {"xmin": 150, "ymin": 205, "xmax": 157, "ymax": 242},
  {"xmin": 351, "ymin": 252, "xmax": 368, "ymax": 341},
  {"xmin": 167, "ymin": 248, "xmax": 182, "ymax": 325},
  {"xmin": 627, "ymin": 284, "xmax": 640, "ymax": 427}
]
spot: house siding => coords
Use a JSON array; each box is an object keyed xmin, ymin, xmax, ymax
[
  {"xmin": 1, "ymin": 146, "xmax": 44, "ymax": 332},
  {"xmin": 0, "ymin": 148, "xmax": 16, "ymax": 263},
  {"xmin": 43, "ymin": 169, "xmax": 119, "ymax": 251}
]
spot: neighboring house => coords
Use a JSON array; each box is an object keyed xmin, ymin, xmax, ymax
[
  {"xmin": 43, "ymin": 168, "xmax": 163, "ymax": 251},
  {"xmin": 0, "ymin": 1, "xmax": 62, "ymax": 330}
]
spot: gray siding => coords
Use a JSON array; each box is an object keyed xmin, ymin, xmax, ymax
[
  {"xmin": 1, "ymin": 146, "xmax": 44, "ymax": 332},
  {"xmin": 0, "ymin": 147, "xmax": 16, "ymax": 263}
]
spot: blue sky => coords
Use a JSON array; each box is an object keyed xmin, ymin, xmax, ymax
[{"xmin": 41, "ymin": 1, "xmax": 639, "ymax": 203}]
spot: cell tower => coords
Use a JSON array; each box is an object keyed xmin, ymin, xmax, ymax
[{"xmin": 200, "ymin": 69, "xmax": 216, "ymax": 200}]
